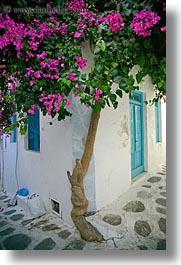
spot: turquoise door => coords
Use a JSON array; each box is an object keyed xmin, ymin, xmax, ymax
[{"xmin": 130, "ymin": 91, "xmax": 144, "ymax": 178}]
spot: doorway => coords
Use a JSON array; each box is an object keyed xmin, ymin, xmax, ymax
[{"xmin": 130, "ymin": 91, "xmax": 144, "ymax": 178}]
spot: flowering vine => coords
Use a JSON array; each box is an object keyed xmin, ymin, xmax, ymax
[{"xmin": 0, "ymin": 0, "xmax": 166, "ymax": 135}]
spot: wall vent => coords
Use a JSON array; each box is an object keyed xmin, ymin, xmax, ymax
[{"xmin": 50, "ymin": 198, "xmax": 62, "ymax": 217}]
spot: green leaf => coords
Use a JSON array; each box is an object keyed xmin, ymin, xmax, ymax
[
  {"xmin": 110, "ymin": 94, "xmax": 117, "ymax": 103},
  {"xmin": 20, "ymin": 124, "xmax": 27, "ymax": 135},
  {"xmin": 99, "ymin": 99, "xmax": 105, "ymax": 108},
  {"xmin": 128, "ymin": 75, "xmax": 135, "ymax": 86},
  {"xmin": 113, "ymin": 101, "xmax": 118, "ymax": 109},
  {"xmin": 106, "ymin": 98, "xmax": 111, "ymax": 107},
  {"xmin": 116, "ymin": 89, "xmax": 123, "ymax": 98},
  {"xmin": 136, "ymin": 71, "xmax": 144, "ymax": 84},
  {"xmin": 135, "ymin": 56, "xmax": 145, "ymax": 67},
  {"xmin": 81, "ymin": 74, "xmax": 87, "ymax": 81}
]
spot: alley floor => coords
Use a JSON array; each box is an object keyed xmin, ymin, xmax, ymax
[{"xmin": 0, "ymin": 167, "xmax": 166, "ymax": 250}]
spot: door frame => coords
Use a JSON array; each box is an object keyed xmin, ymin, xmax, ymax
[{"xmin": 129, "ymin": 90, "xmax": 145, "ymax": 178}]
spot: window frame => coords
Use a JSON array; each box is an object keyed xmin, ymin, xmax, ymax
[{"xmin": 155, "ymin": 100, "xmax": 162, "ymax": 142}]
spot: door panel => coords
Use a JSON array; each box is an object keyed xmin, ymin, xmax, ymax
[
  {"xmin": 130, "ymin": 92, "xmax": 144, "ymax": 178},
  {"xmin": 130, "ymin": 103, "xmax": 135, "ymax": 171},
  {"xmin": 134, "ymin": 105, "xmax": 142, "ymax": 168}
]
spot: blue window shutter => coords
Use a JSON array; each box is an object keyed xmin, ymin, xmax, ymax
[
  {"xmin": 28, "ymin": 109, "xmax": 40, "ymax": 151},
  {"xmin": 11, "ymin": 115, "xmax": 17, "ymax": 143},
  {"xmin": 155, "ymin": 101, "xmax": 161, "ymax": 142}
]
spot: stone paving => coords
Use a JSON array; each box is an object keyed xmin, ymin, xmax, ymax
[{"xmin": 0, "ymin": 167, "xmax": 166, "ymax": 250}]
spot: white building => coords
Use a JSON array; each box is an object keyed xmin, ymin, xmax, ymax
[
  {"xmin": 0, "ymin": 73, "xmax": 166, "ymax": 224},
  {"xmin": 0, "ymin": 46, "xmax": 166, "ymax": 224}
]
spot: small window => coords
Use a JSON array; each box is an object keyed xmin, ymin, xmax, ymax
[
  {"xmin": 155, "ymin": 101, "xmax": 162, "ymax": 142},
  {"xmin": 10, "ymin": 115, "xmax": 17, "ymax": 143},
  {"xmin": 28, "ymin": 109, "xmax": 40, "ymax": 151},
  {"xmin": 50, "ymin": 198, "xmax": 62, "ymax": 217}
]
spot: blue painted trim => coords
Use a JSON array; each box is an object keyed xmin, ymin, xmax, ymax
[
  {"xmin": 28, "ymin": 109, "xmax": 40, "ymax": 151},
  {"xmin": 155, "ymin": 101, "xmax": 161, "ymax": 142},
  {"xmin": 11, "ymin": 115, "xmax": 17, "ymax": 143},
  {"xmin": 130, "ymin": 90, "xmax": 145, "ymax": 179}
]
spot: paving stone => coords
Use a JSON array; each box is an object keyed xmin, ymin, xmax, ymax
[
  {"xmin": 3, "ymin": 210, "xmax": 16, "ymax": 215},
  {"xmin": 157, "ymin": 172, "xmax": 166, "ymax": 175},
  {"xmin": 156, "ymin": 207, "xmax": 166, "ymax": 215},
  {"xmin": 0, "ymin": 227, "xmax": 16, "ymax": 236},
  {"xmin": 34, "ymin": 238, "xmax": 56, "ymax": 250},
  {"xmin": 4, "ymin": 199, "xmax": 11, "ymax": 204},
  {"xmin": 10, "ymin": 214, "xmax": 24, "ymax": 221},
  {"xmin": 134, "ymin": 220, "xmax": 151, "ymax": 237},
  {"xmin": 0, "ymin": 220, "xmax": 7, "ymax": 228},
  {"xmin": 158, "ymin": 218, "xmax": 166, "ymax": 234},
  {"xmin": 147, "ymin": 176, "xmax": 161, "ymax": 183},
  {"xmin": 0, "ymin": 195, "xmax": 8, "ymax": 200},
  {"xmin": 155, "ymin": 198, "xmax": 166, "ymax": 207},
  {"xmin": 137, "ymin": 191, "xmax": 152, "ymax": 199},
  {"xmin": 156, "ymin": 239, "xmax": 166, "ymax": 250},
  {"xmin": 102, "ymin": 214, "xmax": 122, "ymax": 226},
  {"xmin": 31, "ymin": 219, "xmax": 48, "ymax": 228},
  {"xmin": 58, "ymin": 230, "xmax": 71, "ymax": 239},
  {"xmin": 3, "ymin": 234, "xmax": 31, "ymax": 250},
  {"xmin": 123, "ymin": 201, "xmax": 145, "ymax": 212},
  {"xmin": 63, "ymin": 239, "xmax": 86, "ymax": 250},
  {"xmin": 142, "ymin": 185, "xmax": 151, "ymax": 188},
  {"xmin": 21, "ymin": 219, "xmax": 33, "ymax": 226},
  {"xmin": 137, "ymin": 245, "xmax": 148, "ymax": 250},
  {"xmin": 42, "ymin": 224, "xmax": 60, "ymax": 231},
  {"xmin": 160, "ymin": 192, "xmax": 166, "ymax": 198}
]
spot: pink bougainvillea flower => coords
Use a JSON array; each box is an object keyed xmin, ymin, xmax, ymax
[
  {"xmin": 65, "ymin": 100, "xmax": 71, "ymax": 106},
  {"xmin": 37, "ymin": 51, "xmax": 47, "ymax": 60},
  {"xmin": 130, "ymin": 9, "xmax": 161, "ymax": 37},
  {"xmin": 66, "ymin": 72, "xmax": 77, "ymax": 82},
  {"xmin": 94, "ymin": 88, "xmax": 103, "ymax": 101},
  {"xmin": 74, "ymin": 31, "xmax": 83, "ymax": 38},
  {"xmin": 27, "ymin": 104, "xmax": 40, "ymax": 115},
  {"xmin": 75, "ymin": 56, "xmax": 87, "ymax": 68},
  {"xmin": 160, "ymin": 26, "xmax": 166, "ymax": 32},
  {"xmin": 66, "ymin": 0, "xmax": 85, "ymax": 12},
  {"xmin": 59, "ymin": 23, "xmax": 68, "ymax": 35},
  {"xmin": 106, "ymin": 12, "xmax": 124, "ymax": 32}
]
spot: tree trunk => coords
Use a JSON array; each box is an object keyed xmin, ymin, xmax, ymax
[{"xmin": 67, "ymin": 108, "xmax": 104, "ymax": 242}]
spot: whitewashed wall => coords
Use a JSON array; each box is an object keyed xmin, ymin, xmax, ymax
[
  {"xmin": 3, "ymin": 115, "xmax": 73, "ymax": 223},
  {"xmin": 94, "ymin": 92, "xmax": 131, "ymax": 209}
]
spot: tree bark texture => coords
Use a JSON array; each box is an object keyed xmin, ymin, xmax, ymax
[{"xmin": 67, "ymin": 108, "xmax": 104, "ymax": 242}]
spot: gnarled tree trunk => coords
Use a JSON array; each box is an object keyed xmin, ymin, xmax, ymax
[{"xmin": 67, "ymin": 108, "xmax": 104, "ymax": 242}]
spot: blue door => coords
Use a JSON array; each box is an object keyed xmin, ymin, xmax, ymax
[{"xmin": 130, "ymin": 91, "xmax": 144, "ymax": 178}]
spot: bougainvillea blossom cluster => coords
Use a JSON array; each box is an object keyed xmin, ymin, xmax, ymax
[
  {"xmin": 27, "ymin": 104, "xmax": 40, "ymax": 115},
  {"xmin": 39, "ymin": 93, "xmax": 70, "ymax": 115},
  {"xmin": 75, "ymin": 56, "xmax": 88, "ymax": 68},
  {"xmin": 94, "ymin": 89, "xmax": 103, "ymax": 101},
  {"xmin": 0, "ymin": 14, "xmax": 27, "ymax": 57},
  {"xmin": 130, "ymin": 9, "xmax": 161, "ymax": 37},
  {"xmin": 106, "ymin": 12, "xmax": 125, "ymax": 32},
  {"xmin": 0, "ymin": 0, "xmax": 166, "ymax": 136},
  {"xmin": 66, "ymin": 0, "xmax": 85, "ymax": 12}
]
